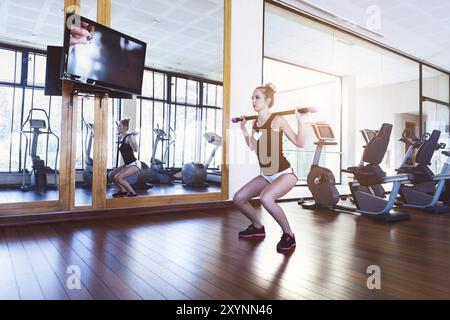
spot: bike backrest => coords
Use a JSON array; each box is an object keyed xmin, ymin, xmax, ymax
[
  {"xmin": 415, "ymin": 130, "xmax": 440, "ymax": 165},
  {"xmin": 362, "ymin": 123, "xmax": 392, "ymax": 165}
]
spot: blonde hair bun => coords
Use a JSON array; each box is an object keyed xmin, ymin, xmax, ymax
[{"xmin": 265, "ymin": 83, "xmax": 277, "ymax": 93}]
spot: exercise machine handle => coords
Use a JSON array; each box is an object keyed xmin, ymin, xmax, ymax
[{"xmin": 400, "ymin": 128, "xmax": 422, "ymax": 147}]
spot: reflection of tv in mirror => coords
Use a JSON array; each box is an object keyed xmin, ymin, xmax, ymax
[
  {"xmin": 45, "ymin": 45, "xmax": 132, "ymax": 98},
  {"xmin": 62, "ymin": 13, "xmax": 147, "ymax": 95}
]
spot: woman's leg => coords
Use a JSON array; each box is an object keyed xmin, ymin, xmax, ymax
[
  {"xmin": 233, "ymin": 175, "xmax": 270, "ymax": 227},
  {"xmin": 115, "ymin": 166, "xmax": 140, "ymax": 194},
  {"xmin": 260, "ymin": 173, "xmax": 298, "ymax": 235},
  {"xmin": 109, "ymin": 166, "xmax": 125, "ymax": 184}
]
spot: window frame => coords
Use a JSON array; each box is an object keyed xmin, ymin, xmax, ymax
[{"xmin": 0, "ymin": 44, "xmax": 57, "ymax": 174}]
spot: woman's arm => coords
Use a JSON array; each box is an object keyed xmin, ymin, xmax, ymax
[
  {"xmin": 240, "ymin": 118, "xmax": 257, "ymax": 151},
  {"xmin": 273, "ymin": 114, "xmax": 307, "ymax": 148}
]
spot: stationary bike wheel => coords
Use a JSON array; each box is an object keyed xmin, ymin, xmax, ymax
[{"xmin": 307, "ymin": 167, "xmax": 340, "ymax": 207}]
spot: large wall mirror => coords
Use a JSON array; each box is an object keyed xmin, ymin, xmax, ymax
[
  {"xmin": 0, "ymin": 0, "xmax": 67, "ymax": 208},
  {"xmin": 106, "ymin": 0, "xmax": 224, "ymax": 200},
  {"xmin": 0, "ymin": 0, "xmax": 226, "ymax": 213}
]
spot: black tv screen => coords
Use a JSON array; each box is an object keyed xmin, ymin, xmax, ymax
[
  {"xmin": 61, "ymin": 13, "xmax": 147, "ymax": 95},
  {"xmin": 45, "ymin": 45, "xmax": 63, "ymax": 96},
  {"xmin": 45, "ymin": 45, "xmax": 133, "ymax": 99}
]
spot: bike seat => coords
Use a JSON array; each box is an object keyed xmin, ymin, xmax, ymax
[
  {"xmin": 396, "ymin": 166, "xmax": 414, "ymax": 174},
  {"xmin": 397, "ymin": 164, "xmax": 434, "ymax": 183},
  {"xmin": 342, "ymin": 166, "xmax": 362, "ymax": 174}
]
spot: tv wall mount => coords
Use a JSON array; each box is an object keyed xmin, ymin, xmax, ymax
[{"xmin": 69, "ymin": 85, "xmax": 111, "ymax": 108}]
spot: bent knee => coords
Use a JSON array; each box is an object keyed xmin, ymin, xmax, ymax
[
  {"xmin": 233, "ymin": 193, "xmax": 248, "ymax": 205},
  {"xmin": 260, "ymin": 194, "xmax": 275, "ymax": 207}
]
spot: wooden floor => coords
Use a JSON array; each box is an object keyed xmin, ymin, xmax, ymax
[{"xmin": 1, "ymin": 202, "xmax": 449, "ymax": 300}]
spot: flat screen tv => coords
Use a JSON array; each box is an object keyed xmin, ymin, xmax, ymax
[
  {"xmin": 61, "ymin": 13, "xmax": 147, "ymax": 96},
  {"xmin": 45, "ymin": 45, "xmax": 132, "ymax": 98}
]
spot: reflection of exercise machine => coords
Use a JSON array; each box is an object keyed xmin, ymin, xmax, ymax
[
  {"xmin": 82, "ymin": 116, "xmax": 94, "ymax": 186},
  {"xmin": 397, "ymin": 128, "xmax": 450, "ymax": 213},
  {"xmin": 20, "ymin": 108, "xmax": 60, "ymax": 192},
  {"xmin": 149, "ymin": 125, "xmax": 177, "ymax": 184},
  {"xmin": 182, "ymin": 132, "xmax": 222, "ymax": 187},
  {"xmin": 301, "ymin": 122, "xmax": 411, "ymax": 222}
]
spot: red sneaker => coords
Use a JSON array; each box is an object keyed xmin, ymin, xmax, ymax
[
  {"xmin": 277, "ymin": 233, "xmax": 296, "ymax": 251},
  {"xmin": 238, "ymin": 225, "xmax": 266, "ymax": 238}
]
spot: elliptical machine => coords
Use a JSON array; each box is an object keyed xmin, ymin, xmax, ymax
[
  {"xmin": 148, "ymin": 125, "xmax": 177, "ymax": 184},
  {"xmin": 82, "ymin": 116, "xmax": 94, "ymax": 187},
  {"xmin": 20, "ymin": 108, "xmax": 60, "ymax": 192}
]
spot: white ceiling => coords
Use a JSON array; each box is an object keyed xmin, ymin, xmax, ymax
[
  {"xmin": 0, "ymin": 0, "xmax": 224, "ymax": 81},
  {"xmin": 1, "ymin": 0, "xmax": 448, "ymax": 85},
  {"xmin": 265, "ymin": 1, "xmax": 450, "ymax": 88},
  {"xmin": 279, "ymin": 0, "xmax": 450, "ymax": 72}
]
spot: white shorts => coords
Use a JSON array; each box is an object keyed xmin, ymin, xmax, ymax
[
  {"xmin": 126, "ymin": 160, "xmax": 142, "ymax": 170},
  {"xmin": 261, "ymin": 167, "xmax": 296, "ymax": 183}
]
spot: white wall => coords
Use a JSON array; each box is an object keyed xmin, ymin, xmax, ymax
[
  {"xmin": 228, "ymin": 0, "xmax": 265, "ymax": 199},
  {"xmin": 352, "ymin": 79, "xmax": 420, "ymax": 175}
]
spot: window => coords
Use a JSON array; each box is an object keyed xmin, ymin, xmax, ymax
[
  {"xmin": 175, "ymin": 78, "xmax": 187, "ymax": 103},
  {"xmin": 154, "ymin": 72, "xmax": 165, "ymax": 100},
  {"xmin": 423, "ymin": 65, "xmax": 449, "ymax": 103},
  {"xmin": 0, "ymin": 48, "xmax": 21, "ymax": 84},
  {"xmin": 27, "ymin": 53, "xmax": 46, "ymax": 86},
  {"xmin": 0, "ymin": 45, "xmax": 59, "ymax": 174},
  {"xmin": 141, "ymin": 71, "xmax": 154, "ymax": 98},
  {"xmin": 0, "ymin": 87, "xmax": 16, "ymax": 171}
]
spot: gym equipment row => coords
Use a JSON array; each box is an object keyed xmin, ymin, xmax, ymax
[
  {"xmin": 300, "ymin": 122, "xmax": 450, "ymax": 222},
  {"xmin": 81, "ymin": 119, "xmax": 223, "ymax": 190}
]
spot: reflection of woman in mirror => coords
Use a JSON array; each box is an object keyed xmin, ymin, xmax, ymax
[
  {"xmin": 67, "ymin": 20, "xmax": 100, "ymax": 79},
  {"xmin": 108, "ymin": 119, "xmax": 141, "ymax": 197}
]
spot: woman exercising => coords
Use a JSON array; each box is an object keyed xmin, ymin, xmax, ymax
[
  {"xmin": 109, "ymin": 119, "xmax": 141, "ymax": 197},
  {"xmin": 233, "ymin": 83, "xmax": 307, "ymax": 252}
]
